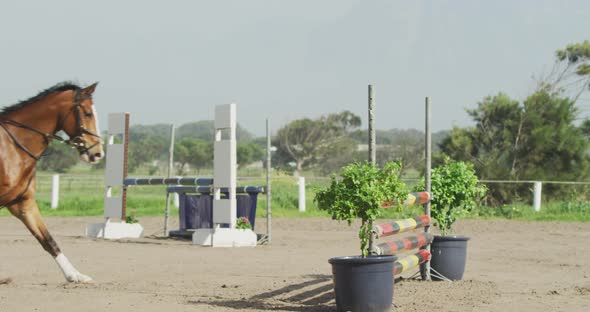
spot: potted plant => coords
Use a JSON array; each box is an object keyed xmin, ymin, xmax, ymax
[
  {"xmin": 414, "ymin": 157, "xmax": 487, "ymax": 281},
  {"xmin": 315, "ymin": 161, "xmax": 408, "ymax": 312}
]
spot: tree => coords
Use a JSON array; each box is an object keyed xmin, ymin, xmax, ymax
[
  {"xmin": 351, "ymin": 128, "xmax": 448, "ymax": 175},
  {"xmin": 440, "ymin": 93, "xmax": 521, "ymax": 178},
  {"xmin": 275, "ymin": 111, "xmax": 361, "ymax": 175},
  {"xmin": 440, "ymin": 91, "xmax": 590, "ymax": 204},
  {"xmin": 176, "ymin": 120, "xmax": 255, "ymax": 142},
  {"xmin": 237, "ymin": 142, "xmax": 264, "ymax": 168},
  {"xmin": 317, "ymin": 137, "xmax": 362, "ymax": 175},
  {"xmin": 386, "ymin": 129, "xmax": 425, "ymax": 175},
  {"xmin": 174, "ymin": 137, "xmax": 213, "ymax": 175},
  {"xmin": 542, "ymin": 40, "xmax": 590, "ymax": 101},
  {"xmin": 128, "ymin": 134, "xmax": 167, "ymax": 173},
  {"xmin": 439, "ymin": 41, "xmax": 590, "ymax": 204},
  {"xmin": 37, "ymin": 141, "xmax": 79, "ymax": 173}
]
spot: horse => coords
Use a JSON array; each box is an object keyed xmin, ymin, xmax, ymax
[{"xmin": 0, "ymin": 82, "xmax": 104, "ymax": 283}]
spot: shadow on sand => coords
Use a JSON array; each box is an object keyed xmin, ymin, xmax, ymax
[{"xmin": 188, "ymin": 275, "xmax": 334, "ymax": 311}]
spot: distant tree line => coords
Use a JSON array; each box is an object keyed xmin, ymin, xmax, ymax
[
  {"xmin": 38, "ymin": 120, "xmax": 264, "ymax": 175},
  {"xmin": 272, "ymin": 111, "xmax": 448, "ymax": 176},
  {"xmin": 38, "ymin": 111, "xmax": 444, "ymax": 177}
]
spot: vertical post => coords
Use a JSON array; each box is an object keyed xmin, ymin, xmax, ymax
[
  {"xmin": 167, "ymin": 125, "xmax": 175, "ymax": 177},
  {"xmin": 298, "ymin": 177, "xmax": 306, "ymax": 212},
  {"xmin": 213, "ymin": 104, "xmax": 237, "ymax": 231},
  {"xmin": 266, "ymin": 118, "xmax": 272, "ymax": 243},
  {"xmin": 104, "ymin": 113, "xmax": 129, "ymax": 223},
  {"xmin": 164, "ymin": 192, "xmax": 171, "ymax": 236},
  {"xmin": 367, "ymin": 85, "xmax": 377, "ymax": 255},
  {"xmin": 421, "ymin": 97, "xmax": 432, "ymax": 281},
  {"xmin": 51, "ymin": 174, "xmax": 60, "ymax": 209},
  {"xmin": 88, "ymin": 111, "xmax": 144, "ymax": 239},
  {"xmin": 368, "ymin": 84, "xmax": 376, "ymax": 165},
  {"xmin": 122, "ymin": 113, "xmax": 130, "ymax": 221},
  {"xmin": 174, "ymin": 193, "xmax": 180, "ymax": 208},
  {"xmin": 164, "ymin": 124, "xmax": 175, "ymax": 236},
  {"xmin": 533, "ymin": 182, "xmax": 542, "ymax": 212}
]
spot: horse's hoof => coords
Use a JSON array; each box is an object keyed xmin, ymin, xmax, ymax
[{"xmin": 66, "ymin": 273, "xmax": 93, "ymax": 283}]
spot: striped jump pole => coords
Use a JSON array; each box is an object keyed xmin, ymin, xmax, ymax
[
  {"xmin": 393, "ymin": 250, "xmax": 432, "ymax": 276},
  {"xmin": 124, "ymin": 177, "xmax": 213, "ymax": 186},
  {"xmin": 371, "ymin": 232, "xmax": 434, "ymax": 256},
  {"xmin": 382, "ymin": 192, "xmax": 431, "ymax": 208},
  {"xmin": 371, "ymin": 214, "xmax": 433, "ymax": 278},
  {"xmin": 166, "ymin": 185, "xmax": 264, "ymax": 194},
  {"xmin": 372, "ymin": 215, "xmax": 431, "ymax": 239}
]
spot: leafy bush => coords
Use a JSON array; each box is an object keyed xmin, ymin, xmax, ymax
[
  {"xmin": 415, "ymin": 157, "xmax": 486, "ymax": 235},
  {"xmin": 315, "ymin": 161, "xmax": 408, "ymax": 256}
]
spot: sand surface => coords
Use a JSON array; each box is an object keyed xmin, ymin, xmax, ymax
[{"xmin": 1, "ymin": 216, "xmax": 589, "ymax": 311}]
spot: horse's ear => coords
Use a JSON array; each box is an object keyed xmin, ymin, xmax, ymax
[{"xmin": 81, "ymin": 82, "xmax": 99, "ymax": 97}]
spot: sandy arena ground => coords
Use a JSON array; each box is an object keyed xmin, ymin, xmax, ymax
[{"xmin": 1, "ymin": 216, "xmax": 589, "ymax": 311}]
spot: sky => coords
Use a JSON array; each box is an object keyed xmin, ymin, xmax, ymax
[{"xmin": 0, "ymin": 0, "xmax": 588, "ymax": 136}]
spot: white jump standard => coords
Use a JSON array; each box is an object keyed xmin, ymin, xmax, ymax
[
  {"xmin": 192, "ymin": 104, "xmax": 257, "ymax": 247},
  {"xmin": 86, "ymin": 104, "xmax": 257, "ymax": 247},
  {"xmin": 86, "ymin": 113, "xmax": 143, "ymax": 239}
]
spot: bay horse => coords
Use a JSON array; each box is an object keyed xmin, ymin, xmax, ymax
[{"xmin": 0, "ymin": 82, "xmax": 104, "ymax": 283}]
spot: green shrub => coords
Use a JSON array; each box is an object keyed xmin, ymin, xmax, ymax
[
  {"xmin": 415, "ymin": 157, "xmax": 487, "ymax": 235},
  {"xmin": 315, "ymin": 161, "xmax": 408, "ymax": 256}
]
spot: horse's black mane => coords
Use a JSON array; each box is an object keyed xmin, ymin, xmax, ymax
[{"xmin": 0, "ymin": 82, "xmax": 82, "ymax": 116}]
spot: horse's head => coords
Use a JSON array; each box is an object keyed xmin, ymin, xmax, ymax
[{"xmin": 61, "ymin": 82, "xmax": 104, "ymax": 164}]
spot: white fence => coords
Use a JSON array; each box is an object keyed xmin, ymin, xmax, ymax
[
  {"xmin": 480, "ymin": 180, "xmax": 590, "ymax": 211},
  {"xmin": 37, "ymin": 174, "xmax": 590, "ymax": 211},
  {"xmin": 36, "ymin": 174, "xmax": 105, "ymax": 208}
]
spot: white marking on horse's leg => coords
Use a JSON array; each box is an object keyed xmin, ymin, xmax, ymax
[{"xmin": 55, "ymin": 253, "xmax": 92, "ymax": 283}]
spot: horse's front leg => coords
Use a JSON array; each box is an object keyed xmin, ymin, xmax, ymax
[{"xmin": 7, "ymin": 198, "xmax": 92, "ymax": 283}]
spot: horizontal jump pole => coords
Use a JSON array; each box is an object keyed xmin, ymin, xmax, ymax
[
  {"xmin": 393, "ymin": 250, "xmax": 431, "ymax": 276},
  {"xmin": 373, "ymin": 215, "xmax": 431, "ymax": 239},
  {"xmin": 381, "ymin": 192, "xmax": 431, "ymax": 208},
  {"xmin": 124, "ymin": 177, "xmax": 214, "ymax": 186},
  {"xmin": 166, "ymin": 185, "xmax": 264, "ymax": 194},
  {"xmin": 371, "ymin": 233, "xmax": 434, "ymax": 256}
]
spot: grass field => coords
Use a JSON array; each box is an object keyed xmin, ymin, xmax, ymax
[{"xmin": 1, "ymin": 171, "xmax": 588, "ymax": 223}]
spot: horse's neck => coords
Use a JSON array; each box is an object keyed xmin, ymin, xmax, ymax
[{"xmin": 9, "ymin": 94, "xmax": 68, "ymax": 135}]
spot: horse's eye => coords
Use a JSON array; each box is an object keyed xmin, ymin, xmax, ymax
[{"xmin": 84, "ymin": 112, "xmax": 93, "ymax": 119}]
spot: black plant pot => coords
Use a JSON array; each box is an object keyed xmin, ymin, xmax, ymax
[
  {"xmin": 430, "ymin": 235, "xmax": 470, "ymax": 281},
  {"xmin": 328, "ymin": 255, "xmax": 397, "ymax": 312}
]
